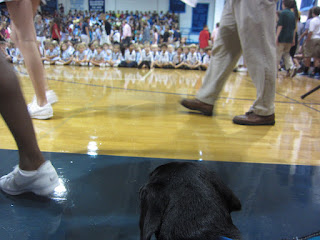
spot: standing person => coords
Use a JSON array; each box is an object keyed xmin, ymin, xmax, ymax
[
  {"xmin": 142, "ymin": 22, "xmax": 151, "ymax": 44},
  {"xmin": 163, "ymin": 27, "xmax": 170, "ymax": 43},
  {"xmin": 180, "ymin": 0, "xmax": 277, "ymax": 126},
  {"xmin": 172, "ymin": 25, "xmax": 181, "ymax": 47},
  {"xmin": 276, "ymin": 0, "xmax": 297, "ymax": 78},
  {"xmin": 0, "ymin": 30, "xmax": 59, "ymax": 196},
  {"xmin": 306, "ymin": 6, "xmax": 320, "ymax": 76},
  {"xmin": 289, "ymin": 1, "xmax": 301, "ymax": 69},
  {"xmin": 199, "ymin": 25, "xmax": 210, "ymax": 49},
  {"xmin": 299, "ymin": 8, "xmax": 314, "ymax": 75},
  {"xmin": 51, "ymin": 18, "xmax": 61, "ymax": 43},
  {"xmin": 104, "ymin": 19, "xmax": 112, "ymax": 44},
  {"xmin": 6, "ymin": 0, "xmax": 57, "ymax": 120},
  {"xmin": 35, "ymin": 15, "xmax": 46, "ymax": 47},
  {"xmin": 211, "ymin": 22, "xmax": 219, "ymax": 44},
  {"xmin": 81, "ymin": 17, "xmax": 90, "ymax": 44},
  {"xmin": 122, "ymin": 20, "xmax": 132, "ymax": 45},
  {"xmin": 153, "ymin": 27, "xmax": 159, "ymax": 44}
]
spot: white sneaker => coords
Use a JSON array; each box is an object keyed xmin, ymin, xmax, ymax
[
  {"xmin": 100, "ymin": 63, "xmax": 105, "ymax": 67},
  {"xmin": 28, "ymin": 101, "xmax": 53, "ymax": 120},
  {"xmin": 31, "ymin": 90, "xmax": 58, "ymax": 106},
  {"xmin": 44, "ymin": 61, "xmax": 50, "ymax": 65},
  {"xmin": 0, "ymin": 161, "xmax": 60, "ymax": 196},
  {"xmin": 55, "ymin": 61, "xmax": 64, "ymax": 65},
  {"xmin": 289, "ymin": 66, "xmax": 297, "ymax": 78},
  {"xmin": 46, "ymin": 90, "xmax": 58, "ymax": 105}
]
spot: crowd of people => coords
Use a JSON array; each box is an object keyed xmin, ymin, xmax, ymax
[
  {"xmin": 0, "ymin": 6, "xmax": 216, "ymax": 71},
  {"xmin": 1, "ymin": 2, "xmax": 319, "ymax": 76},
  {"xmin": 2, "ymin": 40, "xmax": 212, "ymax": 70}
]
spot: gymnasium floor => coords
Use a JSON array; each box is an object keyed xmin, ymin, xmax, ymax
[{"xmin": 0, "ymin": 65, "xmax": 319, "ymax": 240}]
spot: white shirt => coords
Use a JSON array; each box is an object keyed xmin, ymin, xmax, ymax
[
  {"xmin": 113, "ymin": 31, "xmax": 120, "ymax": 43},
  {"xmin": 172, "ymin": 53, "xmax": 183, "ymax": 64},
  {"xmin": 212, "ymin": 27, "xmax": 219, "ymax": 41},
  {"xmin": 92, "ymin": 51, "xmax": 105, "ymax": 61},
  {"xmin": 124, "ymin": 50, "xmax": 136, "ymax": 61},
  {"xmin": 309, "ymin": 16, "xmax": 320, "ymax": 39},
  {"xmin": 156, "ymin": 51, "xmax": 169, "ymax": 63},
  {"xmin": 187, "ymin": 52, "xmax": 200, "ymax": 65},
  {"xmin": 141, "ymin": 51, "xmax": 153, "ymax": 62},
  {"xmin": 202, "ymin": 54, "xmax": 211, "ymax": 65}
]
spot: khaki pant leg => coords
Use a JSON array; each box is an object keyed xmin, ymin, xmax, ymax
[
  {"xmin": 276, "ymin": 43, "xmax": 286, "ymax": 68},
  {"xmin": 196, "ymin": 0, "xmax": 242, "ymax": 105},
  {"xmin": 234, "ymin": 0, "xmax": 277, "ymax": 116},
  {"xmin": 282, "ymin": 43, "xmax": 294, "ymax": 70}
]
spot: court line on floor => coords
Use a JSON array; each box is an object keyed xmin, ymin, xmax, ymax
[
  {"xmin": 47, "ymin": 77, "xmax": 320, "ymax": 106},
  {"xmin": 241, "ymin": 75, "xmax": 320, "ymax": 113},
  {"xmin": 17, "ymin": 70, "xmax": 320, "ymax": 109},
  {"xmin": 141, "ymin": 69, "xmax": 154, "ymax": 81},
  {"xmin": 275, "ymin": 92, "xmax": 320, "ymax": 113}
]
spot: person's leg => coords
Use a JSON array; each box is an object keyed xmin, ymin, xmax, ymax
[
  {"xmin": 276, "ymin": 43, "xmax": 285, "ymax": 69},
  {"xmin": 7, "ymin": 0, "xmax": 48, "ymax": 107},
  {"xmin": 282, "ymin": 43, "xmax": 294, "ymax": 70},
  {"xmin": 181, "ymin": 0, "xmax": 241, "ymax": 116},
  {"xmin": 233, "ymin": 0, "xmax": 276, "ymax": 125},
  {"xmin": 0, "ymin": 53, "xmax": 59, "ymax": 196},
  {"xmin": 195, "ymin": 0, "xmax": 241, "ymax": 105},
  {"xmin": 0, "ymin": 55, "xmax": 43, "ymax": 171}
]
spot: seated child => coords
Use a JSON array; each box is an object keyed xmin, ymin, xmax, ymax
[
  {"xmin": 10, "ymin": 44, "xmax": 24, "ymax": 64},
  {"xmin": 43, "ymin": 42, "xmax": 60, "ymax": 65},
  {"xmin": 176, "ymin": 46, "xmax": 190, "ymax": 69},
  {"xmin": 135, "ymin": 44, "xmax": 141, "ymax": 63},
  {"xmin": 90, "ymin": 45, "xmax": 106, "ymax": 67},
  {"xmin": 201, "ymin": 47, "xmax": 212, "ymax": 71},
  {"xmin": 67, "ymin": 40, "xmax": 75, "ymax": 55},
  {"xmin": 119, "ymin": 43, "xmax": 137, "ymax": 68},
  {"xmin": 56, "ymin": 42, "xmax": 74, "ymax": 65},
  {"xmin": 73, "ymin": 43, "xmax": 88, "ymax": 66},
  {"xmin": 86, "ymin": 42, "xmax": 96, "ymax": 61},
  {"xmin": 109, "ymin": 43, "xmax": 122, "ymax": 67},
  {"xmin": 154, "ymin": 43, "xmax": 170, "ymax": 68},
  {"xmin": 173, "ymin": 47, "xmax": 184, "ymax": 68},
  {"xmin": 167, "ymin": 44, "xmax": 175, "ymax": 62},
  {"xmin": 138, "ymin": 45, "xmax": 153, "ymax": 69},
  {"xmin": 104, "ymin": 46, "xmax": 113, "ymax": 67},
  {"xmin": 187, "ymin": 44, "xmax": 201, "ymax": 70},
  {"xmin": 0, "ymin": 42, "xmax": 12, "ymax": 62},
  {"xmin": 151, "ymin": 44, "xmax": 159, "ymax": 60}
]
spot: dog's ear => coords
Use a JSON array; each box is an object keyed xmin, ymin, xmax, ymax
[
  {"xmin": 207, "ymin": 171, "xmax": 242, "ymax": 212},
  {"xmin": 139, "ymin": 183, "xmax": 166, "ymax": 240}
]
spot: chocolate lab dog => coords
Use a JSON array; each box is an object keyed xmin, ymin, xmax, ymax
[{"xmin": 139, "ymin": 162, "xmax": 241, "ymax": 240}]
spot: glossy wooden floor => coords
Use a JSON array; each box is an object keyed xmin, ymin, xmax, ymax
[{"xmin": 0, "ymin": 65, "xmax": 319, "ymax": 166}]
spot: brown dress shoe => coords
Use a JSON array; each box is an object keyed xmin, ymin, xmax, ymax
[
  {"xmin": 233, "ymin": 112, "xmax": 275, "ymax": 126},
  {"xmin": 180, "ymin": 98, "xmax": 213, "ymax": 116}
]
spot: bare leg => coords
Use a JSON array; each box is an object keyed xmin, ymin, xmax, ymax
[
  {"xmin": 7, "ymin": 0, "xmax": 48, "ymax": 107},
  {"xmin": 0, "ymin": 53, "xmax": 44, "ymax": 171}
]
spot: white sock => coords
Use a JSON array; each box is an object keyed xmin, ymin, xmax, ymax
[{"xmin": 19, "ymin": 169, "xmax": 37, "ymax": 177}]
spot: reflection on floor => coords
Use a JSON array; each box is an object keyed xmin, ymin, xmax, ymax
[
  {"xmin": 0, "ymin": 66, "xmax": 319, "ymax": 239},
  {"xmin": 1, "ymin": 66, "xmax": 318, "ymax": 165},
  {"xmin": 0, "ymin": 149, "xmax": 319, "ymax": 240}
]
